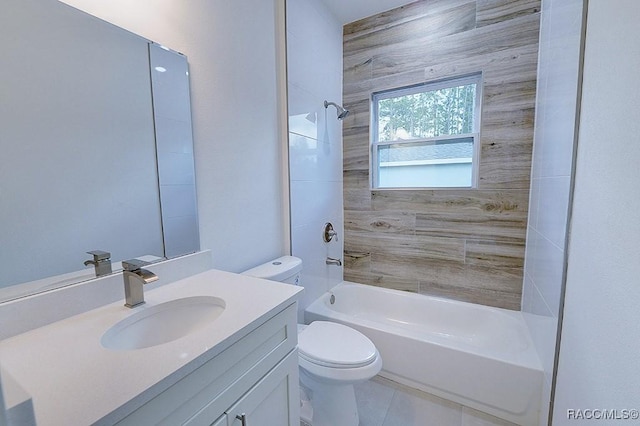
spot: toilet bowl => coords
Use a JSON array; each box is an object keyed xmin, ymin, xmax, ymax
[
  {"xmin": 242, "ymin": 256, "xmax": 382, "ymax": 426},
  {"xmin": 298, "ymin": 321, "xmax": 382, "ymax": 426}
]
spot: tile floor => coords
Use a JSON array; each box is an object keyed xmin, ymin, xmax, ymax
[{"xmin": 352, "ymin": 376, "xmax": 518, "ymax": 426}]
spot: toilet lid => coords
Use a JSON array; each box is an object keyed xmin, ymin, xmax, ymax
[{"xmin": 298, "ymin": 321, "xmax": 377, "ymax": 368}]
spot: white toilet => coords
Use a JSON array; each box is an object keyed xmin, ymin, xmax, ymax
[{"xmin": 243, "ymin": 256, "xmax": 382, "ymax": 426}]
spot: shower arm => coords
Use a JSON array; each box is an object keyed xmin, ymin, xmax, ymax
[{"xmin": 324, "ymin": 100, "xmax": 350, "ymax": 120}]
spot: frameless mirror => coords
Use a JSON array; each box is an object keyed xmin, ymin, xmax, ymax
[{"xmin": 0, "ymin": 0, "xmax": 199, "ymax": 302}]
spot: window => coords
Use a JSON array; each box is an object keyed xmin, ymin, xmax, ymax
[{"xmin": 371, "ymin": 74, "xmax": 482, "ymax": 189}]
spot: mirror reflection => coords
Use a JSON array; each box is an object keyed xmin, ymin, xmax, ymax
[{"xmin": 0, "ymin": 0, "xmax": 198, "ymax": 302}]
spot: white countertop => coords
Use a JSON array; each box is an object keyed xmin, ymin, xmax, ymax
[{"xmin": 0, "ymin": 268, "xmax": 302, "ymax": 425}]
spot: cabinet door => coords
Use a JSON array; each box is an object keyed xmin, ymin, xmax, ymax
[{"xmin": 226, "ymin": 350, "xmax": 299, "ymax": 426}]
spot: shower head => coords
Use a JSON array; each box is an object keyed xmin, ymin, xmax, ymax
[{"xmin": 324, "ymin": 100, "xmax": 350, "ymax": 120}]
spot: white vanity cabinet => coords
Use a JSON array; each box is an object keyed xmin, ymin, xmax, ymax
[
  {"xmin": 113, "ymin": 302, "xmax": 299, "ymax": 426},
  {"xmin": 207, "ymin": 350, "xmax": 298, "ymax": 426}
]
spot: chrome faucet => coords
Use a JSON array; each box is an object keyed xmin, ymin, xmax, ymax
[
  {"xmin": 326, "ymin": 257, "xmax": 342, "ymax": 266},
  {"xmin": 84, "ymin": 250, "xmax": 112, "ymax": 277},
  {"xmin": 122, "ymin": 259, "xmax": 158, "ymax": 308}
]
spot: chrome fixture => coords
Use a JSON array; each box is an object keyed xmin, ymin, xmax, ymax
[
  {"xmin": 122, "ymin": 259, "xmax": 158, "ymax": 308},
  {"xmin": 235, "ymin": 414, "xmax": 247, "ymax": 426},
  {"xmin": 326, "ymin": 257, "xmax": 342, "ymax": 266},
  {"xmin": 84, "ymin": 250, "xmax": 112, "ymax": 277},
  {"xmin": 323, "ymin": 222, "xmax": 338, "ymax": 243},
  {"xmin": 324, "ymin": 100, "xmax": 350, "ymax": 120}
]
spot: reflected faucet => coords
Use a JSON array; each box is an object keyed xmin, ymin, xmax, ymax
[
  {"xmin": 122, "ymin": 259, "xmax": 158, "ymax": 308},
  {"xmin": 84, "ymin": 250, "xmax": 112, "ymax": 277}
]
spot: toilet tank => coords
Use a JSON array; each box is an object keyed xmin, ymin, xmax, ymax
[{"xmin": 242, "ymin": 256, "xmax": 302, "ymax": 285}]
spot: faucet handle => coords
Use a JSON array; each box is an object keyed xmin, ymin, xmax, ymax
[
  {"xmin": 86, "ymin": 250, "xmax": 111, "ymax": 261},
  {"xmin": 122, "ymin": 259, "xmax": 150, "ymax": 272},
  {"xmin": 323, "ymin": 222, "xmax": 339, "ymax": 243}
]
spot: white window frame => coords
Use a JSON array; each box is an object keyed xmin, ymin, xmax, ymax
[{"xmin": 371, "ymin": 73, "xmax": 483, "ymax": 190}]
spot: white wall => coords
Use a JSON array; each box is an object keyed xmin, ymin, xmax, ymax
[
  {"xmin": 521, "ymin": 0, "xmax": 584, "ymax": 423},
  {"xmin": 552, "ymin": 0, "xmax": 640, "ymax": 423},
  {"xmin": 286, "ymin": 0, "xmax": 344, "ymax": 318},
  {"xmin": 60, "ymin": 0, "xmax": 289, "ymax": 272}
]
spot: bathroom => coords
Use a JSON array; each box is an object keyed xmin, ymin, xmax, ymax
[{"xmin": 1, "ymin": 0, "xmax": 638, "ymax": 425}]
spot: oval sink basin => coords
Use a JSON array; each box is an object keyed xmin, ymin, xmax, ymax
[{"xmin": 101, "ymin": 296, "xmax": 226, "ymax": 350}]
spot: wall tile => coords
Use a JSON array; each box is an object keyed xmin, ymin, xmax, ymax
[
  {"xmin": 523, "ymin": 283, "xmax": 558, "ymax": 378},
  {"xmin": 530, "ymin": 231, "xmax": 564, "ymax": 316},
  {"xmin": 344, "ymin": 210, "xmax": 416, "ymax": 235},
  {"xmin": 291, "ymin": 180, "xmax": 342, "ymax": 232},
  {"xmin": 536, "ymin": 176, "xmax": 570, "ymax": 248},
  {"xmin": 369, "ymin": 13, "xmax": 540, "ymax": 80},
  {"xmin": 149, "ymin": 46, "xmax": 191, "ymax": 122},
  {"xmin": 287, "ymin": 0, "xmax": 344, "ymax": 314},
  {"xmin": 346, "ymin": 230, "xmax": 465, "ymax": 263},
  {"xmin": 154, "ymin": 116, "xmax": 194, "ymax": 154},
  {"xmin": 520, "ymin": 4, "xmax": 583, "ymax": 424},
  {"xmin": 521, "ymin": 273, "xmax": 535, "ymax": 313},
  {"xmin": 289, "ymin": 132, "xmax": 343, "ymax": 183},
  {"xmin": 465, "ymin": 239, "xmax": 525, "ymax": 268},
  {"xmin": 527, "ymin": 177, "xmax": 541, "ymax": 230},
  {"xmin": 371, "ymin": 189, "xmax": 529, "ymax": 215},
  {"xmin": 288, "ymin": 83, "xmax": 320, "ymax": 140},
  {"xmin": 344, "ymin": 1, "xmax": 476, "ymax": 56},
  {"xmin": 162, "ymin": 214, "xmax": 200, "ymax": 258},
  {"xmin": 343, "ymin": 0, "xmax": 540, "ymax": 309},
  {"xmin": 476, "ymin": 0, "xmax": 541, "ymax": 28},
  {"xmin": 420, "ymin": 280, "xmax": 522, "ymax": 310},
  {"xmin": 344, "ymin": 0, "xmax": 473, "ymax": 40},
  {"xmin": 287, "ymin": 30, "xmax": 342, "ymax": 95},
  {"xmin": 344, "ymin": 270, "xmax": 419, "ymax": 293},
  {"xmin": 522, "ymin": 226, "xmax": 538, "ymax": 292},
  {"xmin": 381, "ymin": 255, "xmax": 523, "ymax": 309},
  {"xmin": 157, "ymin": 152, "xmax": 195, "ymax": 186},
  {"xmin": 159, "ymin": 184, "xmax": 197, "ymax": 218}
]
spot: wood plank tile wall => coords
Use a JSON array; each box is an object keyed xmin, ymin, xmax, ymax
[{"xmin": 342, "ymin": 0, "xmax": 540, "ymax": 310}]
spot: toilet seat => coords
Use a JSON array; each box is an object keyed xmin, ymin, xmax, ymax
[{"xmin": 298, "ymin": 321, "xmax": 378, "ymax": 368}]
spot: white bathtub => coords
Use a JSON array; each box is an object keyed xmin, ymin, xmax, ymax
[{"xmin": 305, "ymin": 282, "xmax": 543, "ymax": 426}]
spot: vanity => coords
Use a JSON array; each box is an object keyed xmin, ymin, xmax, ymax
[{"xmin": 0, "ymin": 255, "xmax": 302, "ymax": 425}]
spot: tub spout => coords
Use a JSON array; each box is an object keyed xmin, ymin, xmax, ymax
[{"xmin": 326, "ymin": 257, "xmax": 342, "ymax": 266}]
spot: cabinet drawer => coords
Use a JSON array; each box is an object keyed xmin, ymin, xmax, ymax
[{"xmin": 116, "ymin": 302, "xmax": 297, "ymax": 425}]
